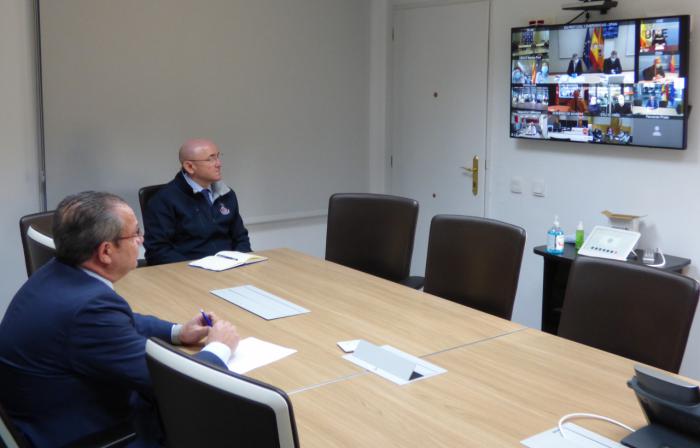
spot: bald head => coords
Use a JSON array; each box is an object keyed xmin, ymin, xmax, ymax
[
  {"xmin": 179, "ymin": 139, "xmax": 223, "ymax": 188},
  {"xmin": 179, "ymin": 139, "xmax": 218, "ymax": 164}
]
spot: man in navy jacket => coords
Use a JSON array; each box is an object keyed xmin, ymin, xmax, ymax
[
  {"xmin": 144, "ymin": 139, "xmax": 251, "ymax": 265},
  {"xmin": 0, "ymin": 191, "xmax": 240, "ymax": 447}
]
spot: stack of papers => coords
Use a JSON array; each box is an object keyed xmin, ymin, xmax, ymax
[{"xmin": 189, "ymin": 251, "xmax": 267, "ymax": 271}]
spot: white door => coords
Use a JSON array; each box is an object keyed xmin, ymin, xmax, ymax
[{"xmin": 391, "ymin": 1, "xmax": 490, "ymax": 276}]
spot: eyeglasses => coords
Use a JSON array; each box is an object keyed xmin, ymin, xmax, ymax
[
  {"xmin": 115, "ymin": 227, "xmax": 144, "ymax": 241},
  {"xmin": 187, "ymin": 152, "xmax": 222, "ymax": 164}
]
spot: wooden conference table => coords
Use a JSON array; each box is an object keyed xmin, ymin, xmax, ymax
[{"xmin": 117, "ymin": 248, "xmax": 688, "ymax": 446}]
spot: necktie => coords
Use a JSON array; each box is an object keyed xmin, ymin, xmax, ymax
[{"xmin": 202, "ymin": 189, "xmax": 213, "ymax": 206}]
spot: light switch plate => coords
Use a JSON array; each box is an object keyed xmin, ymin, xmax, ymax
[{"xmin": 510, "ymin": 176, "xmax": 523, "ymax": 194}]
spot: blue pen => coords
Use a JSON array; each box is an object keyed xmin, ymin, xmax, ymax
[{"xmin": 200, "ymin": 309, "xmax": 213, "ymax": 327}]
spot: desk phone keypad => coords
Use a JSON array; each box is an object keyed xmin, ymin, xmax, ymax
[{"xmin": 588, "ymin": 246, "xmax": 619, "ymax": 256}]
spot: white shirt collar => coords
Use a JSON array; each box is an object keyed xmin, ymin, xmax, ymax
[
  {"xmin": 80, "ymin": 268, "xmax": 114, "ymax": 290},
  {"xmin": 183, "ymin": 171, "xmax": 207, "ymax": 194}
]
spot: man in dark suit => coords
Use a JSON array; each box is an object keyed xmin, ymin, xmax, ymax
[
  {"xmin": 646, "ymin": 94, "xmax": 660, "ymax": 109},
  {"xmin": 603, "ymin": 50, "xmax": 623, "ymax": 74},
  {"xmin": 642, "ymin": 57, "xmax": 665, "ymax": 81},
  {"xmin": 567, "ymin": 53, "xmax": 585, "ymax": 76},
  {"xmin": 612, "ymin": 94, "xmax": 632, "ymax": 115},
  {"xmin": 0, "ymin": 191, "xmax": 240, "ymax": 447}
]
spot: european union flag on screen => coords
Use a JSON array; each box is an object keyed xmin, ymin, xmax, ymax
[{"xmin": 582, "ymin": 27, "xmax": 592, "ymax": 69}]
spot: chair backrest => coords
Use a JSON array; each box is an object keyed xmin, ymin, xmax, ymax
[
  {"xmin": 19, "ymin": 211, "xmax": 56, "ymax": 277},
  {"xmin": 145, "ymin": 339, "xmax": 299, "ymax": 448},
  {"xmin": 0, "ymin": 402, "xmax": 29, "ymax": 448},
  {"xmin": 138, "ymin": 184, "xmax": 166, "ymax": 218},
  {"xmin": 423, "ymin": 215, "xmax": 526, "ymax": 320},
  {"xmin": 325, "ymin": 193, "xmax": 419, "ymax": 283},
  {"xmin": 558, "ymin": 257, "xmax": 700, "ymax": 373}
]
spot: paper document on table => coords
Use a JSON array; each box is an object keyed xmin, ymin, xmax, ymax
[
  {"xmin": 343, "ymin": 340, "xmax": 446, "ymax": 385},
  {"xmin": 189, "ymin": 251, "xmax": 267, "ymax": 271},
  {"xmin": 211, "ymin": 285, "xmax": 309, "ymax": 320},
  {"xmin": 521, "ymin": 423, "xmax": 625, "ymax": 448},
  {"xmin": 227, "ymin": 337, "xmax": 296, "ymax": 374}
]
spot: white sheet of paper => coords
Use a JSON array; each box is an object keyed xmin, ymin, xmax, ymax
[
  {"xmin": 227, "ymin": 337, "xmax": 296, "ymax": 374},
  {"xmin": 343, "ymin": 341, "xmax": 446, "ymax": 385},
  {"xmin": 521, "ymin": 423, "xmax": 625, "ymax": 448},
  {"xmin": 211, "ymin": 285, "xmax": 310, "ymax": 320}
]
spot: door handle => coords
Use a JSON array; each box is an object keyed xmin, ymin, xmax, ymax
[{"xmin": 460, "ymin": 156, "xmax": 479, "ymax": 196}]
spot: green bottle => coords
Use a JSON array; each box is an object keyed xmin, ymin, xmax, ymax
[{"xmin": 575, "ymin": 221, "xmax": 584, "ymax": 250}]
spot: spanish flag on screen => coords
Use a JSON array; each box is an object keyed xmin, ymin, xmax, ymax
[{"xmin": 590, "ymin": 27, "xmax": 604, "ymax": 72}]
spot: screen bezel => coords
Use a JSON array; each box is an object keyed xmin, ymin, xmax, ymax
[{"xmin": 509, "ymin": 15, "xmax": 690, "ymax": 150}]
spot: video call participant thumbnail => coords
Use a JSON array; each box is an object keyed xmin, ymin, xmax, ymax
[{"xmin": 603, "ymin": 50, "xmax": 622, "ymax": 75}]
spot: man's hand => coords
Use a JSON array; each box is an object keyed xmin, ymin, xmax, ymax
[
  {"xmin": 207, "ymin": 321, "xmax": 240, "ymax": 353},
  {"xmin": 179, "ymin": 311, "xmax": 220, "ymax": 345}
]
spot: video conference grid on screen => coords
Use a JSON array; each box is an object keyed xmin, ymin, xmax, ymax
[{"xmin": 510, "ymin": 16, "xmax": 688, "ymax": 149}]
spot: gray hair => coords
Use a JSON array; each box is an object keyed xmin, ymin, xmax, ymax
[{"xmin": 52, "ymin": 191, "xmax": 127, "ymax": 266}]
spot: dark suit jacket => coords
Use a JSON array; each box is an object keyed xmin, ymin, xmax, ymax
[
  {"xmin": 642, "ymin": 64, "xmax": 665, "ymax": 81},
  {"xmin": 0, "ymin": 259, "xmax": 224, "ymax": 447},
  {"xmin": 567, "ymin": 60, "xmax": 584, "ymax": 76},
  {"xmin": 612, "ymin": 103, "xmax": 632, "ymax": 114},
  {"xmin": 603, "ymin": 58, "xmax": 622, "ymax": 74}
]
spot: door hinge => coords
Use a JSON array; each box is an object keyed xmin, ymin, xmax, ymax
[
  {"xmin": 392, "ymin": 27, "xmax": 395, "ymax": 42},
  {"xmin": 390, "ymin": 155, "xmax": 393, "ymax": 168}
]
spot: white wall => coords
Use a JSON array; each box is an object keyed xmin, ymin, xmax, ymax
[
  {"xmin": 369, "ymin": 0, "xmax": 391, "ymax": 193},
  {"xmin": 0, "ymin": 0, "xmax": 375, "ymax": 313},
  {"xmin": 0, "ymin": 0, "xmax": 41, "ymax": 315},
  {"xmin": 39, "ymin": 0, "xmax": 370, "ymax": 222},
  {"xmin": 485, "ymin": 0, "xmax": 700, "ymax": 378}
]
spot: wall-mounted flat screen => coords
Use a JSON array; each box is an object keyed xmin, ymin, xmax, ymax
[{"xmin": 510, "ymin": 15, "xmax": 690, "ymax": 149}]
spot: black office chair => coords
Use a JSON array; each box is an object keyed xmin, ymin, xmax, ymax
[
  {"xmin": 558, "ymin": 257, "xmax": 699, "ymax": 373},
  {"xmin": 325, "ymin": 193, "xmax": 423, "ymax": 289},
  {"xmin": 1, "ymin": 402, "xmax": 30, "ymax": 448},
  {"xmin": 0, "ymin": 401, "xmax": 135, "ymax": 448},
  {"xmin": 137, "ymin": 184, "xmax": 166, "ymax": 268},
  {"xmin": 19, "ymin": 211, "xmax": 56, "ymax": 277},
  {"xmin": 423, "ymin": 215, "xmax": 526, "ymax": 320},
  {"xmin": 145, "ymin": 338, "xmax": 300, "ymax": 448},
  {"xmin": 138, "ymin": 184, "xmax": 166, "ymax": 219}
]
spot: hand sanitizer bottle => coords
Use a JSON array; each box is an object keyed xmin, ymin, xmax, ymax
[
  {"xmin": 575, "ymin": 221, "xmax": 585, "ymax": 250},
  {"xmin": 546, "ymin": 216, "xmax": 565, "ymax": 254}
]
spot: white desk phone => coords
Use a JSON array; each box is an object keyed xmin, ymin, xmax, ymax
[
  {"xmin": 578, "ymin": 226, "xmax": 640, "ymax": 261},
  {"xmin": 578, "ymin": 226, "xmax": 666, "ymax": 267},
  {"xmin": 578, "ymin": 226, "xmax": 666, "ymax": 268}
]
